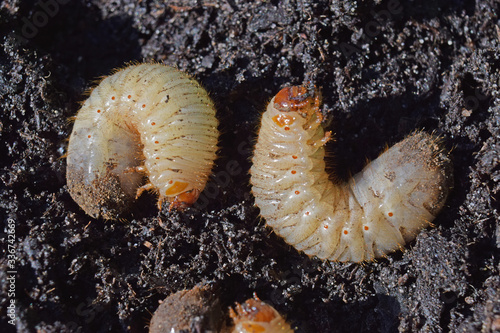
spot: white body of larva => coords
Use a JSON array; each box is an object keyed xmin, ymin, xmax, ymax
[
  {"xmin": 66, "ymin": 63, "xmax": 219, "ymax": 219},
  {"xmin": 250, "ymin": 86, "xmax": 452, "ymax": 262},
  {"xmin": 230, "ymin": 295, "xmax": 294, "ymax": 333}
]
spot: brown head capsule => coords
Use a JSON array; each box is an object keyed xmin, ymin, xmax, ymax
[{"xmin": 230, "ymin": 294, "xmax": 294, "ymax": 333}]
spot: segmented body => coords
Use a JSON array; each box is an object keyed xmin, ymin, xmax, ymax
[
  {"xmin": 66, "ymin": 63, "xmax": 219, "ymax": 219},
  {"xmin": 250, "ymin": 86, "xmax": 452, "ymax": 262}
]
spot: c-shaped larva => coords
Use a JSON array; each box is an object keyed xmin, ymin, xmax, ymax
[
  {"xmin": 66, "ymin": 63, "xmax": 219, "ymax": 219},
  {"xmin": 250, "ymin": 85, "xmax": 453, "ymax": 262}
]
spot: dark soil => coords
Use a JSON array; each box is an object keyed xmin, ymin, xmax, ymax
[{"xmin": 0, "ymin": 0, "xmax": 499, "ymax": 332}]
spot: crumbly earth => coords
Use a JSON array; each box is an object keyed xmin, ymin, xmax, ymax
[{"xmin": 0, "ymin": 0, "xmax": 498, "ymax": 332}]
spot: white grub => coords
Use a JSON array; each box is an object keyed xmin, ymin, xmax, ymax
[
  {"xmin": 66, "ymin": 63, "xmax": 219, "ymax": 219},
  {"xmin": 250, "ymin": 85, "xmax": 453, "ymax": 262}
]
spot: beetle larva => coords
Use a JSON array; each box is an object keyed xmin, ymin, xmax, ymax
[
  {"xmin": 230, "ymin": 294, "xmax": 294, "ymax": 333},
  {"xmin": 66, "ymin": 63, "xmax": 219, "ymax": 219},
  {"xmin": 250, "ymin": 85, "xmax": 453, "ymax": 262}
]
